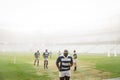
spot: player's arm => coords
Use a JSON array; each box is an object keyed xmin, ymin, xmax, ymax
[
  {"xmin": 70, "ymin": 57, "xmax": 73, "ymax": 67},
  {"xmin": 56, "ymin": 57, "xmax": 60, "ymax": 71}
]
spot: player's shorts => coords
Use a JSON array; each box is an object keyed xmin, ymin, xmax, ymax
[
  {"xmin": 73, "ymin": 59, "xmax": 77, "ymax": 63},
  {"xmin": 44, "ymin": 58, "xmax": 48, "ymax": 61},
  {"xmin": 35, "ymin": 58, "xmax": 39, "ymax": 61},
  {"xmin": 59, "ymin": 70, "xmax": 71, "ymax": 77}
]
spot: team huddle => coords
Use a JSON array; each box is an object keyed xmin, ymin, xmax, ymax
[{"xmin": 34, "ymin": 49, "xmax": 77, "ymax": 80}]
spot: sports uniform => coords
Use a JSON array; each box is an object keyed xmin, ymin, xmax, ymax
[
  {"xmin": 34, "ymin": 51, "xmax": 40, "ymax": 66},
  {"xmin": 43, "ymin": 51, "xmax": 49, "ymax": 69},
  {"xmin": 73, "ymin": 51, "xmax": 77, "ymax": 71},
  {"xmin": 56, "ymin": 55, "xmax": 73, "ymax": 77},
  {"xmin": 73, "ymin": 53, "xmax": 77, "ymax": 63},
  {"xmin": 43, "ymin": 52, "xmax": 49, "ymax": 60}
]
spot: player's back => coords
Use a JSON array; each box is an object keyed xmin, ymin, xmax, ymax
[
  {"xmin": 43, "ymin": 52, "xmax": 49, "ymax": 58},
  {"xmin": 73, "ymin": 53, "xmax": 77, "ymax": 59},
  {"xmin": 34, "ymin": 52, "xmax": 40, "ymax": 58}
]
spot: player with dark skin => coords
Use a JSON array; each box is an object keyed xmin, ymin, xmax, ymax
[
  {"xmin": 56, "ymin": 50, "xmax": 73, "ymax": 80},
  {"xmin": 73, "ymin": 50, "xmax": 77, "ymax": 71},
  {"xmin": 34, "ymin": 50, "xmax": 40, "ymax": 66},
  {"xmin": 43, "ymin": 49, "xmax": 49, "ymax": 69}
]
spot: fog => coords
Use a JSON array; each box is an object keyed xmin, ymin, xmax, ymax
[{"xmin": 0, "ymin": 0, "xmax": 120, "ymax": 53}]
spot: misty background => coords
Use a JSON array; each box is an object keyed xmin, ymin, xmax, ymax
[{"xmin": 0, "ymin": 0, "xmax": 120, "ymax": 53}]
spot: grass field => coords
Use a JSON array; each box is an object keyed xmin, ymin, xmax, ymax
[{"xmin": 0, "ymin": 52, "xmax": 120, "ymax": 80}]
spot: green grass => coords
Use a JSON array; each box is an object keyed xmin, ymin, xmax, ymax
[
  {"xmin": 78, "ymin": 54, "xmax": 120, "ymax": 78},
  {"xmin": 0, "ymin": 52, "xmax": 120, "ymax": 80},
  {"xmin": 0, "ymin": 52, "xmax": 51, "ymax": 80}
]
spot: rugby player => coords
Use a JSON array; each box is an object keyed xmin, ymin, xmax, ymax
[
  {"xmin": 73, "ymin": 50, "xmax": 77, "ymax": 71},
  {"xmin": 43, "ymin": 49, "xmax": 49, "ymax": 69},
  {"xmin": 56, "ymin": 50, "xmax": 73, "ymax": 80},
  {"xmin": 34, "ymin": 50, "xmax": 40, "ymax": 66}
]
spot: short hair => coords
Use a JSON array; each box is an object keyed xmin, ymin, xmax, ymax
[{"xmin": 64, "ymin": 49, "xmax": 68, "ymax": 53}]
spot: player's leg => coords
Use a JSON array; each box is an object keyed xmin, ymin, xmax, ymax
[
  {"xmin": 65, "ymin": 70, "xmax": 71, "ymax": 80},
  {"xmin": 34, "ymin": 59, "xmax": 36, "ymax": 66},
  {"xmin": 37, "ymin": 59, "xmax": 39, "ymax": 66},
  {"xmin": 65, "ymin": 76, "xmax": 70, "ymax": 80},
  {"xmin": 73, "ymin": 59, "xmax": 77, "ymax": 71},
  {"xmin": 75, "ymin": 60, "xmax": 77, "ymax": 71},
  {"xmin": 74, "ymin": 63, "xmax": 77, "ymax": 71},
  {"xmin": 59, "ymin": 71, "xmax": 65, "ymax": 80},
  {"xmin": 44, "ymin": 60, "xmax": 46, "ymax": 69},
  {"xmin": 75, "ymin": 63, "xmax": 77, "ymax": 71},
  {"xmin": 60, "ymin": 77, "xmax": 64, "ymax": 80},
  {"xmin": 45, "ymin": 60, "xmax": 46, "ymax": 69},
  {"xmin": 45, "ymin": 60, "xmax": 47, "ymax": 69},
  {"xmin": 44, "ymin": 60, "xmax": 47, "ymax": 69},
  {"xmin": 46, "ymin": 60, "xmax": 48, "ymax": 69}
]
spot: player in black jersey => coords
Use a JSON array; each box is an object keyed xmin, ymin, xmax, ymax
[{"xmin": 56, "ymin": 50, "xmax": 73, "ymax": 80}]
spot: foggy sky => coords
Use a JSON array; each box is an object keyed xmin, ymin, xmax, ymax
[{"xmin": 0, "ymin": 0, "xmax": 120, "ymax": 52}]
